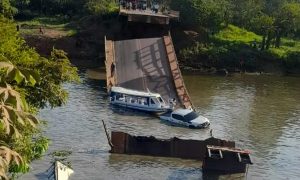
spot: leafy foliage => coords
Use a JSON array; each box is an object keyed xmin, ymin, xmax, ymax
[
  {"xmin": 0, "ymin": 61, "xmax": 37, "ymax": 86},
  {"xmin": 215, "ymin": 25, "xmax": 262, "ymax": 43},
  {"xmin": 0, "ymin": 145, "xmax": 23, "ymax": 180},
  {"xmin": 179, "ymin": 24, "xmax": 300, "ymax": 72},
  {"xmin": 25, "ymin": 49, "xmax": 79, "ymax": 108},
  {"xmin": 85, "ymin": 0, "xmax": 118, "ymax": 16},
  {"xmin": 0, "ymin": 15, "xmax": 78, "ymax": 178},
  {"xmin": 0, "ymin": 0, "xmax": 18, "ymax": 18}
]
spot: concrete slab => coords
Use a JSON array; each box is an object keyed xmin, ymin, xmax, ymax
[{"xmin": 114, "ymin": 37, "xmax": 179, "ymax": 103}]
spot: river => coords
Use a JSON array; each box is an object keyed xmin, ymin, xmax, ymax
[{"xmin": 21, "ymin": 70, "xmax": 300, "ymax": 180}]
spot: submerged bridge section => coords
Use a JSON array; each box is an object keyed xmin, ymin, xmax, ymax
[{"xmin": 105, "ymin": 35, "xmax": 193, "ymax": 109}]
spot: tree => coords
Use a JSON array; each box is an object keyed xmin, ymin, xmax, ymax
[
  {"xmin": 229, "ymin": 0, "xmax": 265, "ymax": 29},
  {"xmin": 250, "ymin": 13, "xmax": 275, "ymax": 50},
  {"xmin": 274, "ymin": 2, "xmax": 300, "ymax": 47},
  {"xmin": 85, "ymin": 0, "xmax": 118, "ymax": 16},
  {"xmin": 0, "ymin": 145, "xmax": 23, "ymax": 180},
  {"xmin": 170, "ymin": 0, "xmax": 231, "ymax": 37},
  {"xmin": 0, "ymin": 0, "xmax": 18, "ymax": 18},
  {"xmin": 0, "ymin": 61, "xmax": 40, "ymax": 177},
  {"xmin": 0, "ymin": 16, "xmax": 79, "ymax": 178}
]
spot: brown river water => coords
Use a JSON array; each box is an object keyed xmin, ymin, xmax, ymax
[{"xmin": 21, "ymin": 70, "xmax": 300, "ymax": 180}]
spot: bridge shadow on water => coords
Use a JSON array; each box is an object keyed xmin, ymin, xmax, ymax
[{"xmin": 107, "ymin": 153, "xmax": 245, "ymax": 180}]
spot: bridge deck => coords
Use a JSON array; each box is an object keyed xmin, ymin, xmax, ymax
[
  {"xmin": 119, "ymin": 7, "xmax": 179, "ymax": 24},
  {"xmin": 120, "ymin": 7, "xmax": 179, "ymax": 19},
  {"xmin": 105, "ymin": 36, "xmax": 193, "ymax": 109}
]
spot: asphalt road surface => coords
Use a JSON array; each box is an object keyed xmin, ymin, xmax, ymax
[{"xmin": 114, "ymin": 37, "xmax": 179, "ymax": 103}]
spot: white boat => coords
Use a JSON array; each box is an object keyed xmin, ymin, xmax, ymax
[
  {"xmin": 160, "ymin": 108, "xmax": 210, "ymax": 128},
  {"xmin": 47, "ymin": 161, "xmax": 74, "ymax": 180},
  {"xmin": 109, "ymin": 86, "xmax": 173, "ymax": 112}
]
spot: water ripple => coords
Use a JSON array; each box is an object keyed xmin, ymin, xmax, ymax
[{"xmin": 21, "ymin": 73, "xmax": 300, "ymax": 180}]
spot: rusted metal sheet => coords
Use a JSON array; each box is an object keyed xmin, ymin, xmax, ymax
[
  {"xmin": 110, "ymin": 131, "xmax": 235, "ymax": 160},
  {"xmin": 109, "ymin": 132, "xmax": 252, "ymax": 173},
  {"xmin": 110, "ymin": 131, "xmax": 127, "ymax": 153},
  {"xmin": 127, "ymin": 135, "xmax": 172, "ymax": 157},
  {"xmin": 202, "ymin": 145, "xmax": 252, "ymax": 173},
  {"xmin": 171, "ymin": 138, "xmax": 205, "ymax": 159}
]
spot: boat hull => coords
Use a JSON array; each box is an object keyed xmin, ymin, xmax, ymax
[{"xmin": 111, "ymin": 101, "xmax": 171, "ymax": 112}]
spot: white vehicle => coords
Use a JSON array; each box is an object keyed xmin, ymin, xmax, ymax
[
  {"xmin": 109, "ymin": 86, "xmax": 172, "ymax": 112},
  {"xmin": 160, "ymin": 108, "xmax": 210, "ymax": 128}
]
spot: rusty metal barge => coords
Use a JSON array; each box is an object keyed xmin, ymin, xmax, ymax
[{"xmin": 107, "ymin": 131, "xmax": 252, "ymax": 174}]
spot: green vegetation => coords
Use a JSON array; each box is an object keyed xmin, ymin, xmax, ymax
[
  {"xmin": 1, "ymin": 0, "xmax": 300, "ymax": 177},
  {"xmin": 171, "ymin": 0, "xmax": 300, "ymax": 74},
  {"xmin": 214, "ymin": 25, "xmax": 262, "ymax": 44},
  {"xmin": 85, "ymin": 0, "xmax": 118, "ymax": 16},
  {"xmin": 18, "ymin": 16, "xmax": 77, "ymax": 36},
  {"xmin": 0, "ymin": 16, "xmax": 79, "ymax": 179},
  {"xmin": 179, "ymin": 24, "xmax": 300, "ymax": 73},
  {"xmin": 1, "ymin": 0, "xmax": 118, "ymax": 20}
]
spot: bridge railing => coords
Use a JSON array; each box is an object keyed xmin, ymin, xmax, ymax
[{"xmin": 163, "ymin": 32, "xmax": 194, "ymax": 109}]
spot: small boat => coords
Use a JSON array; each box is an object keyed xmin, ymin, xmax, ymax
[
  {"xmin": 109, "ymin": 86, "xmax": 173, "ymax": 112},
  {"xmin": 47, "ymin": 161, "xmax": 74, "ymax": 180},
  {"xmin": 160, "ymin": 108, "xmax": 210, "ymax": 128}
]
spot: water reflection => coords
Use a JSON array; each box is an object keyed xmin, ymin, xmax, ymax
[
  {"xmin": 185, "ymin": 74, "xmax": 300, "ymax": 179},
  {"xmin": 108, "ymin": 154, "xmax": 202, "ymax": 180},
  {"xmin": 21, "ymin": 71, "xmax": 300, "ymax": 180}
]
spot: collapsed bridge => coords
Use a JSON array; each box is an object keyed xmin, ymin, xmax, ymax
[
  {"xmin": 105, "ymin": 2, "xmax": 193, "ymax": 109},
  {"xmin": 105, "ymin": 35, "xmax": 193, "ymax": 109}
]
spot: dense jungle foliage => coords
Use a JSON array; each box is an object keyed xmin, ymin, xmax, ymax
[
  {"xmin": 0, "ymin": 3, "xmax": 79, "ymax": 179},
  {"xmin": 170, "ymin": 0, "xmax": 300, "ymax": 73},
  {"xmin": 1, "ymin": 0, "xmax": 300, "ymax": 72}
]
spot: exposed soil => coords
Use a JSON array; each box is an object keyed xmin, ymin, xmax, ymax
[
  {"xmin": 21, "ymin": 16, "xmax": 170, "ymax": 68},
  {"xmin": 21, "ymin": 17, "xmax": 123, "ymax": 68}
]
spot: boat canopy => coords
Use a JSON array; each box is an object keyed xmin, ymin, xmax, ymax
[{"xmin": 111, "ymin": 86, "xmax": 161, "ymax": 98}]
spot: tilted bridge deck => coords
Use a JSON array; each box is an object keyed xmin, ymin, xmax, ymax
[{"xmin": 105, "ymin": 35, "xmax": 193, "ymax": 109}]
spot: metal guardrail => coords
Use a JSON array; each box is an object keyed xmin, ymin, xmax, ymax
[
  {"xmin": 104, "ymin": 36, "xmax": 117, "ymax": 92},
  {"xmin": 163, "ymin": 33, "xmax": 194, "ymax": 109}
]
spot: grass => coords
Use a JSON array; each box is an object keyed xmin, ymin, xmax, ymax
[
  {"xmin": 178, "ymin": 24, "xmax": 300, "ymax": 73},
  {"xmin": 215, "ymin": 25, "xmax": 262, "ymax": 43},
  {"xmin": 213, "ymin": 24, "xmax": 300, "ymax": 58},
  {"xmin": 17, "ymin": 16, "xmax": 77, "ymax": 36}
]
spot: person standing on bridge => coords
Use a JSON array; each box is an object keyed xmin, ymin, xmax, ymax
[
  {"xmin": 129, "ymin": 1, "xmax": 132, "ymax": 10},
  {"xmin": 111, "ymin": 63, "xmax": 115, "ymax": 77},
  {"xmin": 169, "ymin": 98, "xmax": 176, "ymax": 109}
]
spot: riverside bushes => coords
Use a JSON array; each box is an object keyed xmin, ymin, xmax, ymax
[
  {"xmin": 178, "ymin": 25, "xmax": 300, "ymax": 73},
  {"xmin": 0, "ymin": 17, "xmax": 79, "ymax": 178}
]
